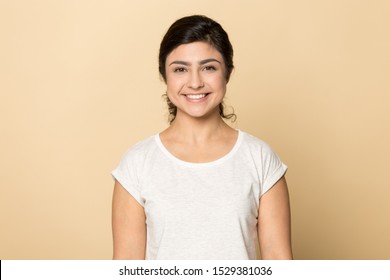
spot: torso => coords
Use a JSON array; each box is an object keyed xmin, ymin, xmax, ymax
[{"xmin": 112, "ymin": 130, "xmax": 288, "ymax": 259}]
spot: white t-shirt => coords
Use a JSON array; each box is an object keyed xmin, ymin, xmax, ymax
[{"xmin": 112, "ymin": 130, "xmax": 287, "ymax": 260}]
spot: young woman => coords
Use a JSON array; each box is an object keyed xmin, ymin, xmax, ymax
[{"xmin": 112, "ymin": 15, "xmax": 292, "ymax": 260}]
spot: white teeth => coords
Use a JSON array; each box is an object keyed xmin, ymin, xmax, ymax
[{"xmin": 186, "ymin": 94, "xmax": 206, "ymax": 99}]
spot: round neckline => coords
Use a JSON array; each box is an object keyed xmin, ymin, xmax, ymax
[{"xmin": 155, "ymin": 129, "xmax": 243, "ymax": 167}]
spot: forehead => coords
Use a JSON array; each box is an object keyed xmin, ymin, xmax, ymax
[{"xmin": 166, "ymin": 41, "xmax": 224, "ymax": 63}]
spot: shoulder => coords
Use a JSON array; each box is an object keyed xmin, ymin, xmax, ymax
[
  {"xmin": 240, "ymin": 130, "xmax": 275, "ymax": 154},
  {"xmin": 238, "ymin": 130, "xmax": 286, "ymax": 168},
  {"xmin": 119, "ymin": 135, "xmax": 158, "ymax": 163},
  {"xmin": 239, "ymin": 130, "xmax": 287, "ymax": 191}
]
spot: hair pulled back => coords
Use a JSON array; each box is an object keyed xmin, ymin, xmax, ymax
[{"xmin": 159, "ymin": 15, "xmax": 236, "ymax": 123}]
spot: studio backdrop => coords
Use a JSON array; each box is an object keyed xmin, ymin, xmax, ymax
[{"xmin": 0, "ymin": 0, "xmax": 389, "ymax": 259}]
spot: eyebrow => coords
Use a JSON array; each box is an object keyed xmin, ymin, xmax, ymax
[{"xmin": 169, "ymin": 58, "xmax": 221, "ymax": 66}]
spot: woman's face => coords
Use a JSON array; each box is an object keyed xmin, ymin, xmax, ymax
[{"xmin": 165, "ymin": 41, "xmax": 227, "ymax": 121}]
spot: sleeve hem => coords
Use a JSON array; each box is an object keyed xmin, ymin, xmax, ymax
[
  {"xmin": 260, "ymin": 163, "xmax": 288, "ymax": 197},
  {"xmin": 112, "ymin": 170, "xmax": 144, "ymax": 207}
]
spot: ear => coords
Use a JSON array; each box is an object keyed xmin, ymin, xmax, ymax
[
  {"xmin": 159, "ymin": 74, "xmax": 167, "ymax": 84},
  {"xmin": 226, "ymin": 67, "xmax": 234, "ymax": 83}
]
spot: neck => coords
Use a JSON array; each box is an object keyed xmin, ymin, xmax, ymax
[{"xmin": 164, "ymin": 110, "xmax": 234, "ymax": 144}]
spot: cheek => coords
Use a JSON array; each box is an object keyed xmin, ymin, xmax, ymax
[
  {"xmin": 166, "ymin": 81, "xmax": 178, "ymax": 95},
  {"xmin": 166, "ymin": 74, "xmax": 183, "ymax": 92},
  {"xmin": 208, "ymin": 75, "xmax": 227, "ymax": 91},
  {"xmin": 165, "ymin": 78, "xmax": 183, "ymax": 105}
]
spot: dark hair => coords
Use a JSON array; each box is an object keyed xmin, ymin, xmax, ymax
[{"xmin": 159, "ymin": 15, "xmax": 236, "ymax": 123}]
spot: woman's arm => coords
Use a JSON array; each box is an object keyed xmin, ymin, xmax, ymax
[
  {"xmin": 257, "ymin": 176, "xmax": 293, "ymax": 259},
  {"xmin": 112, "ymin": 180, "xmax": 146, "ymax": 259}
]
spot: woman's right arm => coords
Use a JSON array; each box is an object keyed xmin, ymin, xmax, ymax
[{"xmin": 112, "ymin": 180, "xmax": 146, "ymax": 259}]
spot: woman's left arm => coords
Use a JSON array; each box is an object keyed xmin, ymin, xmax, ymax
[{"xmin": 257, "ymin": 176, "xmax": 293, "ymax": 259}]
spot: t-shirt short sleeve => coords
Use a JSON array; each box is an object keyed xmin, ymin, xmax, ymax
[
  {"xmin": 259, "ymin": 142, "xmax": 288, "ymax": 197},
  {"xmin": 112, "ymin": 149, "xmax": 144, "ymax": 207}
]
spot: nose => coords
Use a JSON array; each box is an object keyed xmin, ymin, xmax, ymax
[{"xmin": 187, "ymin": 71, "xmax": 204, "ymax": 89}]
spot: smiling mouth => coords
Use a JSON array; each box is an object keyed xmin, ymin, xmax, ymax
[{"xmin": 185, "ymin": 93, "xmax": 210, "ymax": 100}]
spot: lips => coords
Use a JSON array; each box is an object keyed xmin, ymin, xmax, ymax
[{"xmin": 183, "ymin": 93, "xmax": 210, "ymax": 101}]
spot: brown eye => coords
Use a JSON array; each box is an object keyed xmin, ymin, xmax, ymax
[
  {"xmin": 204, "ymin": 65, "xmax": 216, "ymax": 71},
  {"xmin": 174, "ymin": 67, "xmax": 186, "ymax": 72}
]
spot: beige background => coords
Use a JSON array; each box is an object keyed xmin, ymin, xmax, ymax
[{"xmin": 1, "ymin": 0, "xmax": 389, "ymax": 259}]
